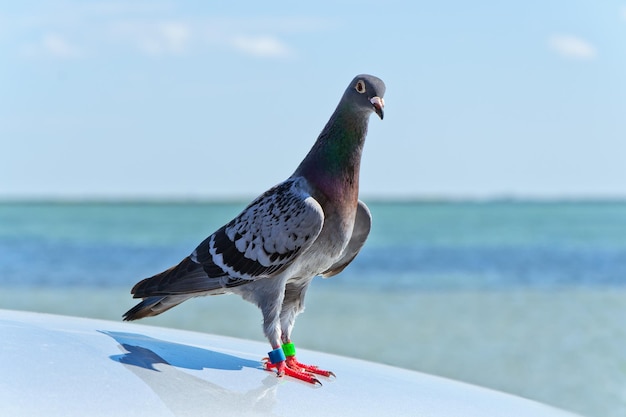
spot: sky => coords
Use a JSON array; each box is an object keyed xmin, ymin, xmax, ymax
[{"xmin": 1, "ymin": 1, "xmax": 626, "ymax": 200}]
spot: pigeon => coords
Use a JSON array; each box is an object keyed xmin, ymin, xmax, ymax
[{"xmin": 123, "ymin": 74, "xmax": 385, "ymax": 385}]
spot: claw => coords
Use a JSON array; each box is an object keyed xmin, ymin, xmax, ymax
[{"xmin": 284, "ymin": 366, "xmax": 322, "ymax": 385}]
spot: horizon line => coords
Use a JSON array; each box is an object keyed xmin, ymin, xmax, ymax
[{"xmin": 2, "ymin": 193, "xmax": 626, "ymax": 204}]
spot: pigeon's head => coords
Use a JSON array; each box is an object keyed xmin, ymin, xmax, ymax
[{"xmin": 344, "ymin": 74, "xmax": 386, "ymax": 120}]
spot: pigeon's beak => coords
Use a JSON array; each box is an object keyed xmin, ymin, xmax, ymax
[{"xmin": 370, "ymin": 96, "xmax": 385, "ymax": 120}]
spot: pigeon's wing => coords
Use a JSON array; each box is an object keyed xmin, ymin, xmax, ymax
[
  {"xmin": 131, "ymin": 178, "xmax": 325, "ymax": 297},
  {"xmin": 321, "ymin": 200, "xmax": 371, "ymax": 278}
]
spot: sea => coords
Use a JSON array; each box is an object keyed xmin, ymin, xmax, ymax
[{"xmin": 1, "ymin": 200, "xmax": 625, "ymax": 417}]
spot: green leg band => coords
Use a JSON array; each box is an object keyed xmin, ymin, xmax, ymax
[{"xmin": 282, "ymin": 342, "xmax": 296, "ymax": 357}]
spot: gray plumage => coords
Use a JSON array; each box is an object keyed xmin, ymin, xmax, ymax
[{"xmin": 124, "ymin": 74, "xmax": 385, "ymax": 352}]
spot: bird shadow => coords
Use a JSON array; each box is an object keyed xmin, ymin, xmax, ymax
[
  {"xmin": 99, "ymin": 330, "xmax": 262, "ymax": 372},
  {"xmin": 99, "ymin": 331, "xmax": 282, "ymax": 415}
]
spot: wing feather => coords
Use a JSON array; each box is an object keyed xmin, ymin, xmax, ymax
[
  {"xmin": 203, "ymin": 178, "xmax": 324, "ymax": 279},
  {"xmin": 133, "ymin": 178, "xmax": 325, "ymax": 298}
]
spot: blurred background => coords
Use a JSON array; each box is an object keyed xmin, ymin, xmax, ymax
[{"xmin": 2, "ymin": 2, "xmax": 626, "ymax": 417}]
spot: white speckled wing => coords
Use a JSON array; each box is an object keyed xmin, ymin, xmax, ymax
[{"xmin": 192, "ymin": 178, "xmax": 325, "ymax": 282}]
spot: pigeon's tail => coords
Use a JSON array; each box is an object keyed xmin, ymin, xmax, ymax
[
  {"xmin": 123, "ymin": 256, "xmax": 231, "ymax": 321},
  {"xmin": 123, "ymin": 294, "xmax": 191, "ymax": 321}
]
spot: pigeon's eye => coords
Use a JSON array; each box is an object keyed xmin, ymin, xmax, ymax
[{"xmin": 355, "ymin": 80, "xmax": 366, "ymax": 94}]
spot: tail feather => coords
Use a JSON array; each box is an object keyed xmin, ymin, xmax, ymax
[
  {"xmin": 123, "ymin": 255, "xmax": 230, "ymax": 321},
  {"xmin": 130, "ymin": 256, "xmax": 228, "ymax": 298},
  {"xmin": 123, "ymin": 295, "xmax": 191, "ymax": 321}
]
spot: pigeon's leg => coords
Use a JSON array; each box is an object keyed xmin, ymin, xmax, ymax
[
  {"xmin": 277, "ymin": 282, "xmax": 335, "ymax": 380},
  {"xmin": 258, "ymin": 279, "xmax": 331, "ymax": 384},
  {"xmin": 250, "ymin": 280, "xmax": 288, "ymax": 375},
  {"xmin": 254, "ymin": 280, "xmax": 315, "ymax": 383}
]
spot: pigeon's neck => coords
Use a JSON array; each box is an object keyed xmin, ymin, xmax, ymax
[{"xmin": 295, "ymin": 104, "xmax": 368, "ymax": 203}]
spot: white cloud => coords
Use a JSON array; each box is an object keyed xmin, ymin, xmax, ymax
[
  {"xmin": 230, "ymin": 35, "xmax": 292, "ymax": 58},
  {"xmin": 159, "ymin": 22, "xmax": 189, "ymax": 51},
  {"xmin": 548, "ymin": 34, "xmax": 596, "ymax": 60},
  {"xmin": 111, "ymin": 20, "xmax": 191, "ymax": 56},
  {"xmin": 9, "ymin": 2, "xmax": 328, "ymax": 60},
  {"xmin": 110, "ymin": 21, "xmax": 296, "ymax": 58},
  {"xmin": 621, "ymin": 6, "xmax": 626, "ymax": 21},
  {"xmin": 21, "ymin": 33, "xmax": 80, "ymax": 58},
  {"xmin": 42, "ymin": 33, "xmax": 79, "ymax": 57}
]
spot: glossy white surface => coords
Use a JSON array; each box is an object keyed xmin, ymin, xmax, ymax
[{"xmin": 0, "ymin": 310, "xmax": 581, "ymax": 417}]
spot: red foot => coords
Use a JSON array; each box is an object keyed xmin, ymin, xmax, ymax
[
  {"xmin": 285, "ymin": 356, "xmax": 335, "ymax": 378},
  {"xmin": 263, "ymin": 356, "xmax": 334, "ymax": 385}
]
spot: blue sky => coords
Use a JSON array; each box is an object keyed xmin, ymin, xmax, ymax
[{"xmin": 1, "ymin": 1, "xmax": 625, "ymax": 199}]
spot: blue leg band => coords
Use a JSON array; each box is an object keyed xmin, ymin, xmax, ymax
[{"xmin": 268, "ymin": 347, "xmax": 286, "ymax": 364}]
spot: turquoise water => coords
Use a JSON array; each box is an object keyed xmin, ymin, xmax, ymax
[{"xmin": 2, "ymin": 201, "xmax": 626, "ymax": 416}]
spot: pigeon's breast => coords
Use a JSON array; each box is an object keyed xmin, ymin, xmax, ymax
[{"xmin": 290, "ymin": 204, "xmax": 356, "ymax": 278}]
